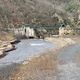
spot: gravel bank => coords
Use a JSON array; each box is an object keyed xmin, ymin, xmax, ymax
[{"xmin": 45, "ymin": 37, "xmax": 76, "ymax": 48}]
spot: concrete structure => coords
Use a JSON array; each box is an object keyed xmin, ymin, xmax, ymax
[{"xmin": 10, "ymin": 27, "xmax": 36, "ymax": 38}]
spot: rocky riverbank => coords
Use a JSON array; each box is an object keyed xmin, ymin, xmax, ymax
[
  {"xmin": 0, "ymin": 31, "xmax": 19, "ymax": 57},
  {"xmin": 0, "ymin": 40, "xmax": 17, "ymax": 57}
]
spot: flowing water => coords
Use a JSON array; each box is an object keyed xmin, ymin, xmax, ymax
[{"xmin": 0, "ymin": 39, "xmax": 55, "ymax": 68}]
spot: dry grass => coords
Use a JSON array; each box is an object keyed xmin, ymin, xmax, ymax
[
  {"xmin": 0, "ymin": 31, "xmax": 15, "ymax": 41},
  {"xmin": 0, "ymin": 31, "xmax": 15, "ymax": 48},
  {"xmin": 10, "ymin": 50, "xmax": 58, "ymax": 80},
  {"xmin": 45, "ymin": 37, "xmax": 76, "ymax": 48}
]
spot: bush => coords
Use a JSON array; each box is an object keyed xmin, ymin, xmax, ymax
[{"xmin": 65, "ymin": 0, "xmax": 80, "ymax": 13}]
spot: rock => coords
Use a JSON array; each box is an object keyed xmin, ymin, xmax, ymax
[
  {"xmin": 0, "ymin": 50, "xmax": 3, "ymax": 56},
  {"xmin": 10, "ymin": 39, "xmax": 20, "ymax": 44},
  {"xmin": 10, "ymin": 39, "xmax": 17, "ymax": 43},
  {"xmin": 0, "ymin": 41, "xmax": 15, "ymax": 52},
  {"xmin": 4, "ymin": 43, "xmax": 15, "ymax": 52}
]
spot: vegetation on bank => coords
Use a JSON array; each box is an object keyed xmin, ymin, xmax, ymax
[
  {"xmin": 0, "ymin": 0, "xmax": 79, "ymax": 29},
  {"xmin": 10, "ymin": 50, "xmax": 58, "ymax": 80},
  {"xmin": 0, "ymin": 31, "xmax": 15, "ymax": 41}
]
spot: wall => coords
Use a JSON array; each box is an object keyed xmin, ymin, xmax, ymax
[{"xmin": 9, "ymin": 27, "xmax": 36, "ymax": 39}]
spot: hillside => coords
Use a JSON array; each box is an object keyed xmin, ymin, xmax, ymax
[{"xmin": 0, "ymin": 0, "xmax": 79, "ymax": 28}]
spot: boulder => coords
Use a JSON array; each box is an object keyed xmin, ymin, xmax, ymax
[{"xmin": 4, "ymin": 43, "xmax": 14, "ymax": 52}]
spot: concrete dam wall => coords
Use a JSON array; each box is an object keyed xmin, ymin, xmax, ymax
[{"xmin": 10, "ymin": 27, "xmax": 36, "ymax": 39}]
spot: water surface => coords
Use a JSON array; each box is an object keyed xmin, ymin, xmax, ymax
[{"xmin": 0, "ymin": 39, "xmax": 55, "ymax": 67}]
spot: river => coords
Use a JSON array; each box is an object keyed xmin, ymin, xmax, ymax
[
  {"xmin": 0, "ymin": 39, "xmax": 56, "ymax": 68},
  {"xmin": 0, "ymin": 39, "xmax": 80, "ymax": 80}
]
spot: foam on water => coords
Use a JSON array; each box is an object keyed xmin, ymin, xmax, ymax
[{"xmin": 30, "ymin": 43, "xmax": 45, "ymax": 46}]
